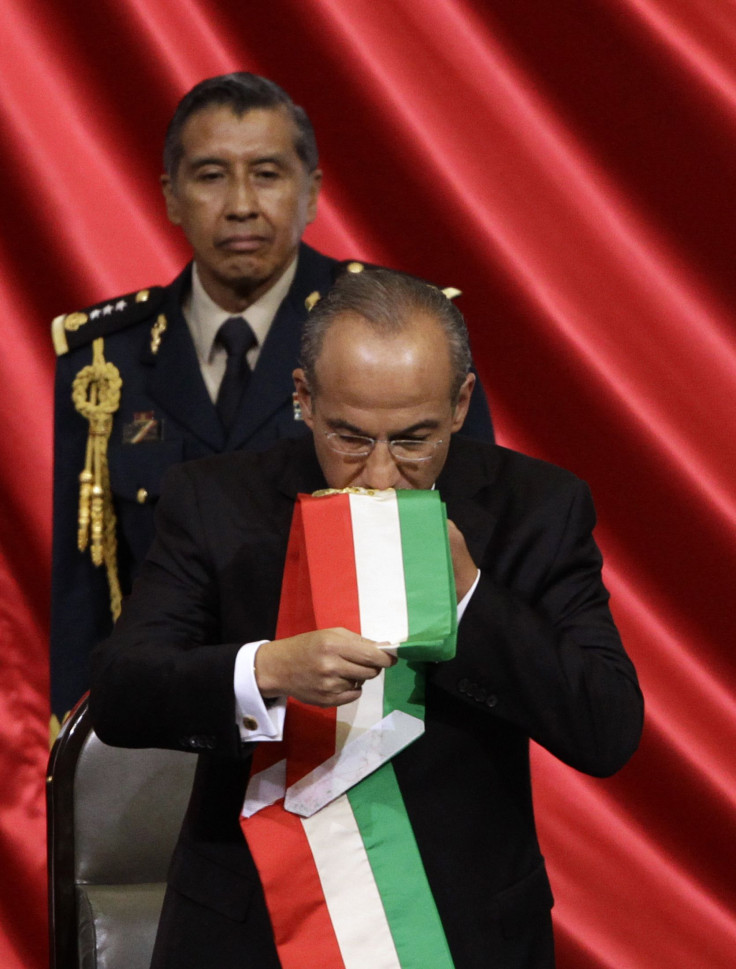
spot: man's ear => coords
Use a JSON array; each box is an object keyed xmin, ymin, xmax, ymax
[
  {"xmin": 160, "ymin": 174, "xmax": 182, "ymax": 226},
  {"xmin": 450, "ymin": 373, "xmax": 475, "ymax": 432},
  {"xmin": 306, "ymin": 169, "xmax": 322, "ymax": 225},
  {"xmin": 292, "ymin": 369, "xmax": 315, "ymax": 428}
]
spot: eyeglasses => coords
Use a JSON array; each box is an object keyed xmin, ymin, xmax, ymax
[{"xmin": 323, "ymin": 431, "xmax": 444, "ymax": 462}]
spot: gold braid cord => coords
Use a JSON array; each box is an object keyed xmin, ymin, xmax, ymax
[{"xmin": 71, "ymin": 338, "xmax": 123, "ymax": 621}]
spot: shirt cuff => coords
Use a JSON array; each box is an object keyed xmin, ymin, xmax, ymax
[
  {"xmin": 234, "ymin": 641, "xmax": 287, "ymax": 742},
  {"xmin": 457, "ymin": 569, "xmax": 481, "ymax": 622}
]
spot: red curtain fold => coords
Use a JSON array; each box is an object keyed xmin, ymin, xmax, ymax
[{"xmin": 1, "ymin": 2, "xmax": 734, "ymax": 967}]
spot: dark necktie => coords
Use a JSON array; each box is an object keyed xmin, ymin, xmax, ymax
[{"xmin": 215, "ymin": 316, "xmax": 257, "ymax": 430}]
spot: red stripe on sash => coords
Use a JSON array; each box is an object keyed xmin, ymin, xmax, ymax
[
  {"xmin": 282, "ymin": 494, "xmax": 363, "ymax": 787},
  {"xmin": 275, "ymin": 502, "xmax": 317, "ymax": 640},
  {"xmin": 246, "ymin": 804, "xmax": 346, "ymax": 969},
  {"xmin": 299, "ymin": 493, "xmax": 362, "ymax": 630},
  {"xmin": 244, "ymin": 497, "xmax": 358, "ymax": 968}
]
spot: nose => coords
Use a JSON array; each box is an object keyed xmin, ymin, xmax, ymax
[
  {"xmin": 226, "ymin": 173, "xmax": 258, "ymax": 219},
  {"xmin": 357, "ymin": 442, "xmax": 402, "ymax": 490}
]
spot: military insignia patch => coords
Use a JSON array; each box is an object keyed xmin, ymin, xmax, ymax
[
  {"xmin": 88, "ymin": 299, "xmax": 129, "ymax": 322},
  {"xmin": 150, "ymin": 314, "xmax": 167, "ymax": 354},
  {"xmin": 123, "ymin": 412, "xmax": 164, "ymax": 444}
]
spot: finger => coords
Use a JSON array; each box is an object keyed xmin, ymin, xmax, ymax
[
  {"xmin": 331, "ymin": 686, "xmax": 364, "ymax": 708},
  {"xmin": 330, "ymin": 628, "xmax": 394, "ymax": 651},
  {"xmin": 344, "ymin": 639, "xmax": 397, "ymax": 670}
]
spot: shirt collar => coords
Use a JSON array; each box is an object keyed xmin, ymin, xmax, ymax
[{"xmin": 186, "ymin": 257, "xmax": 298, "ymax": 364}]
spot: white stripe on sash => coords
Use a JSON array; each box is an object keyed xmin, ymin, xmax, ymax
[
  {"xmin": 336, "ymin": 493, "xmax": 408, "ymax": 748},
  {"xmin": 350, "ymin": 491, "xmax": 409, "ymax": 645},
  {"xmin": 302, "ymin": 794, "xmax": 401, "ymax": 969}
]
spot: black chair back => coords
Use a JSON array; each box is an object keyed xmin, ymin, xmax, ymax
[{"xmin": 47, "ymin": 697, "xmax": 196, "ymax": 969}]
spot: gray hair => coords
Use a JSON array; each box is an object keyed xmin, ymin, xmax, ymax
[
  {"xmin": 300, "ymin": 268, "xmax": 472, "ymax": 402},
  {"xmin": 163, "ymin": 72, "xmax": 318, "ymax": 179}
]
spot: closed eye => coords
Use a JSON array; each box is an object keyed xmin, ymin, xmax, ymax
[
  {"xmin": 195, "ymin": 168, "xmax": 225, "ymax": 182},
  {"xmin": 337, "ymin": 433, "xmax": 371, "ymax": 447},
  {"xmin": 253, "ymin": 167, "xmax": 282, "ymax": 182},
  {"xmin": 392, "ymin": 439, "xmax": 427, "ymax": 450}
]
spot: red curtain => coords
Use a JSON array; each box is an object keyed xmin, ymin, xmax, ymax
[{"xmin": 2, "ymin": 1, "xmax": 734, "ymax": 966}]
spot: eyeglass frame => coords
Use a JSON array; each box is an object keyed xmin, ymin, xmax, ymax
[{"xmin": 322, "ymin": 430, "xmax": 445, "ymax": 463}]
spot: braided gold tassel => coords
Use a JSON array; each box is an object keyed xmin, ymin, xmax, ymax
[{"xmin": 71, "ymin": 338, "xmax": 123, "ymax": 621}]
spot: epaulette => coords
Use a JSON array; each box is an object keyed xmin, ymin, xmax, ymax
[
  {"xmin": 51, "ymin": 286, "xmax": 167, "ymax": 356},
  {"xmin": 52, "ymin": 285, "xmax": 166, "ymax": 623},
  {"xmin": 304, "ymin": 260, "xmax": 461, "ymax": 312}
]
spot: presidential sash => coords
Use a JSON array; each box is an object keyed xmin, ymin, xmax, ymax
[{"xmin": 240, "ymin": 488, "xmax": 457, "ymax": 969}]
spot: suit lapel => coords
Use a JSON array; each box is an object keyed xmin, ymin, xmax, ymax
[
  {"xmin": 276, "ymin": 436, "xmax": 327, "ymax": 500},
  {"xmin": 436, "ymin": 438, "xmax": 501, "ymax": 564},
  {"xmin": 141, "ymin": 268, "xmax": 225, "ymax": 452}
]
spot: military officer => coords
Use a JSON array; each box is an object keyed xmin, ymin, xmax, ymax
[{"xmin": 50, "ymin": 72, "xmax": 494, "ymax": 728}]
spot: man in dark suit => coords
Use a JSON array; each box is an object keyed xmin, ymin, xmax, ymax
[
  {"xmin": 91, "ymin": 269, "xmax": 643, "ymax": 969},
  {"xmin": 51, "ymin": 73, "xmax": 493, "ymax": 725}
]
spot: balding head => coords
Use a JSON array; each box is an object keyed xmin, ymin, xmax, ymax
[
  {"xmin": 299, "ymin": 268, "xmax": 472, "ymax": 404},
  {"xmin": 293, "ymin": 269, "xmax": 475, "ymax": 491}
]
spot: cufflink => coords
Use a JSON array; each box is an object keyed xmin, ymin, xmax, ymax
[{"xmin": 242, "ymin": 715, "xmax": 258, "ymax": 731}]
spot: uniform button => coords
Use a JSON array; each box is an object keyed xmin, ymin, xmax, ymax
[
  {"xmin": 485, "ymin": 694, "xmax": 498, "ymax": 709},
  {"xmin": 136, "ymin": 488, "xmax": 148, "ymax": 505},
  {"xmin": 242, "ymin": 715, "xmax": 258, "ymax": 731},
  {"xmin": 346, "ymin": 261, "xmax": 365, "ymax": 273},
  {"xmin": 457, "ymin": 678, "xmax": 469, "ymax": 694}
]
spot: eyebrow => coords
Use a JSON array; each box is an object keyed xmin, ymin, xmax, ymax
[
  {"xmin": 187, "ymin": 153, "xmax": 289, "ymax": 171},
  {"xmin": 326, "ymin": 418, "xmax": 441, "ymax": 437}
]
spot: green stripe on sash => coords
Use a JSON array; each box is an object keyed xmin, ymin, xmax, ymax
[
  {"xmin": 348, "ymin": 764, "xmax": 455, "ymax": 969},
  {"xmin": 396, "ymin": 490, "xmax": 457, "ymax": 661}
]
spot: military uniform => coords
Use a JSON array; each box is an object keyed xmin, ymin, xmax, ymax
[{"xmin": 50, "ymin": 243, "xmax": 494, "ymax": 723}]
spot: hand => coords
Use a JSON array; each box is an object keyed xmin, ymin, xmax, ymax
[
  {"xmin": 254, "ymin": 628, "xmax": 396, "ymax": 707},
  {"xmin": 447, "ymin": 519, "xmax": 478, "ymax": 602}
]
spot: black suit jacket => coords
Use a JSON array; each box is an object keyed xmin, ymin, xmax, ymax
[
  {"xmin": 90, "ymin": 436, "xmax": 643, "ymax": 969},
  {"xmin": 51, "ymin": 245, "xmax": 495, "ymax": 717}
]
